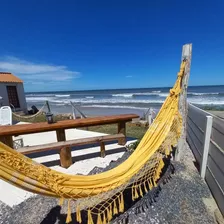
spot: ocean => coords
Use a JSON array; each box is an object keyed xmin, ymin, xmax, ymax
[{"xmin": 26, "ymin": 85, "xmax": 224, "ymax": 117}]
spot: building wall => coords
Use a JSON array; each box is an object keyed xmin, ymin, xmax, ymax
[{"xmin": 0, "ymin": 82, "xmax": 27, "ymax": 112}]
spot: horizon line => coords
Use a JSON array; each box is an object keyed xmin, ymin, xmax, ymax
[{"xmin": 25, "ymin": 84, "xmax": 224, "ymax": 94}]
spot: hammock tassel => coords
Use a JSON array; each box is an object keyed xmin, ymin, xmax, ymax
[
  {"xmin": 76, "ymin": 205, "xmax": 82, "ymax": 223},
  {"xmin": 118, "ymin": 192, "xmax": 124, "ymax": 212},
  {"xmin": 97, "ymin": 213, "xmax": 102, "ymax": 224},
  {"xmin": 113, "ymin": 199, "xmax": 118, "ymax": 214},
  {"xmin": 102, "ymin": 212, "xmax": 107, "ymax": 224},
  {"xmin": 59, "ymin": 198, "xmax": 64, "ymax": 206},
  {"xmin": 87, "ymin": 209, "xmax": 94, "ymax": 224},
  {"xmin": 107, "ymin": 206, "xmax": 112, "ymax": 222},
  {"xmin": 153, "ymin": 178, "xmax": 157, "ymax": 187},
  {"xmin": 148, "ymin": 179, "xmax": 153, "ymax": 190},
  {"xmin": 134, "ymin": 186, "xmax": 139, "ymax": 199},
  {"xmin": 139, "ymin": 185, "xmax": 143, "ymax": 197},
  {"xmin": 131, "ymin": 185, "xmax": 135, "ymax": 201},
  {"xmin": 144, "ymin": 181, "xmax": 148, "ymax": 193},
  {"xmin": 66, "ymin": 200, "xmax": 72, "ymax": 224}
]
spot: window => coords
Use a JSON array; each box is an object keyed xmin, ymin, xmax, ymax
[{"xmin": 7, "ymin": 86, "xmax": 20, "ymax": 108}]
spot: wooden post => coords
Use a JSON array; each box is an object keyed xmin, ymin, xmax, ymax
[
  {"xmin": 0, "ymin": 135, "xmax": 14, "ymax": 148},
  {"xmin": 100, "ymin": 142, "xmax": 106, "ymax": 158},
  {"xmin": 118, "ymin": 121, "xmax": 126, "ymax": 145},
  {"xmin": 175, "ymin": 43, "xmax": 192, "ymax": 161},
  {"xmin": 56, "ymin": 129, "xmax": 72, "ymax": 168},
  {"xmin": 200, "ymin": 116, "xmax": 213, "ymax": 179},
  {"xmin": 60, "ymin": 147, "xmax": 72, "ymax": 168},
  {"xmin": 56, "ymin": 129, "xmax": 66, "ymax": 142}
]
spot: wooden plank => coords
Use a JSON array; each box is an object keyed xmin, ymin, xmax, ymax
[
  {"xmin": 187, "ymin": 116, "xmax": 204, "ymax": 144},
  {"xmin": 211, "ymin": 117, "xmax": 224, "ymax": 149},
  {"xmin": 176, "ymin": 43, "xmax": 192, "ymax": 160},
  {"xmin": 0, "ymin": 114, "xmax": 139, "ymax": 136},
  {"xmin": 187, "ymin": 120, "xmax": 203, "ymax": 155},
  {"xmin": 205, "ymin": 167, "xmax": 224, "ymax": 216},
  {"xmin": 118, "ymin": 121, "xmax": 126, "ymax": 145},
  {"xmin": 0, "ymin": 136, "xmax": 14, "ymax": 148},
  {"xmin": 213, "ymin": 116, "xmax": 224, "ymax": 134},
  {"xmin": 187, "ymin": 128, "xmax": 202, "ymax": 163},
  {"xmin": 207, "ymin": 154, "xmax": 224, "ymax": 193},
  {"xmin": 60, "ymin": 146, "xmax": 72, "ymax": 168},
  {"xmin": 18, "ymin": 134, "xmax": 125, "ymax": 154},
  {"xmin": 187, "ymin": 104, "xmax": 209, "ymax": 131},
  {"xmin": 209, "ymin": 140, "xmax": 224, "ymax": 175}
]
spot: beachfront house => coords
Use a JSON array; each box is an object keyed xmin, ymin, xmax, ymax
[{"xmin": 0, "ymin": 72, "xmax": 27, "ymax": 112}]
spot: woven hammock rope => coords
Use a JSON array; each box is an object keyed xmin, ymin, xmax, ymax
[
  {"xmin": 0, "ymin": 60, "xmax": 187, "ymax": 224},
  {"xmin": 12, "ymin": 102, "xmax": 47, "ymax": 122}
]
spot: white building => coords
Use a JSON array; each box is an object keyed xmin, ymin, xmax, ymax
[{"xmin": 0, "ymin": 72, "xmax": 27, "ymax": 112}]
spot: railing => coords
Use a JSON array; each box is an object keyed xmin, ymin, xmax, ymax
[
  {"xmin": 0, "ymin": 114, "xmax": 139, "ymax": 168},
  {"xmin": 186, "ymin": 103, "xmax": 224, "ymax": 216}
]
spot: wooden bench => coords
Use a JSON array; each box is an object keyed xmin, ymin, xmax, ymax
[{"xmin": 0, "ymin": 114, "xmax": 139, "ymax": 168}]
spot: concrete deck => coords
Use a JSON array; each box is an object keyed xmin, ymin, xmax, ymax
[{"xmin": 0, "ymin": 122, "xmax": 136, "ymax": 207}]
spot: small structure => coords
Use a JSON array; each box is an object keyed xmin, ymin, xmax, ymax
[{"xmin": 0, "ymin": 72, "xmax": 27, "ymax": 112}]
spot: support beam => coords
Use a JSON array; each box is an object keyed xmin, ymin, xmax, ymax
[
  {"xmin": 56, "ymin": 128, "xmax": 72, "ymax": 168},
  {"xmin": 175, "ymin": 43, "xmax": 192, "ymax": 161},
  {"xmin": 118, "ymin": 121, "xmax": 126, "ymax": 145},
  {"xmin": 200, "ymin": 116, "xmax": 213, "ymax": 179},
  {"xmin": 56, "ymin": 129, "xmax": 66, "ymax": 142},
  {"xmin": 100, "ymin": 142, "xmax": 106, "ymax": 158}
]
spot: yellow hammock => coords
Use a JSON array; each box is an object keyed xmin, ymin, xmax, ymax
[{"xmin": 0, "ymin": 60, "xmax": 187, "ymax": 224}]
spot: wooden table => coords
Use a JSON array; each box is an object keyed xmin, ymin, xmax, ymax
[{"xmin": 0, "ymin": 114, "xmax": 139, "ymax": 167}]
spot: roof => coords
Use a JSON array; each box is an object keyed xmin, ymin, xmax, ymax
[{"xmin": 0, "ymin": 72, "xmax": 23, "ymax": 83}]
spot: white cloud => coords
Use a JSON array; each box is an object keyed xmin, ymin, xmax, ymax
[
  {"xmin": 0, "ymin": 56, "xmax": 80, "ymax": 84},
  {"xmin": 125, "ymin": 75, "xmax": 133, "ymax": 78}
]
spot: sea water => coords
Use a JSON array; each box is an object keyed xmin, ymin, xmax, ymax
[{"xmin": 26, "ymin": 85, "xmax": 224, "ymax": 117}]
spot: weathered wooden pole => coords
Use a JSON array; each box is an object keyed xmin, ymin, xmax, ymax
[
  {"xmin": 46, "ymin": 101, "xmax": 51, "ymax": 113},
  {"xmin": 175, "ymin": 43, "xmax": 192, "ymax": 161}
]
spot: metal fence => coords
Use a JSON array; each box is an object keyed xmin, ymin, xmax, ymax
[{"xmin": 187, "ymin": 103, "xmax": 224, "ymax": 216}]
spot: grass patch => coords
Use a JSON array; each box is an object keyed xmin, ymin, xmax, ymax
[{"xmin": 85, "ymin": 123, "xmax": 148, "ymax": 140}]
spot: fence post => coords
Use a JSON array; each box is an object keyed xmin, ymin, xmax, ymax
[
  {"xmin": 200, "ymin": 115, "xmax": 213, "ymax": 179},
  {"xmin": 46, "ymin": 101, "xmax": 51, "ymax": 113},
  {"xmin": 72, "ymin": 106, "xmax": 76, "ymax": 119}
]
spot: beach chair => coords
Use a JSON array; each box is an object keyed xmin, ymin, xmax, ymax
[
  {"xmin": 0, "ymin": 106, "xmax": 24, "ymax": 149},
  {"xmin": 0, "ymin": 106, "xmax": 12, "ymax": 125}
]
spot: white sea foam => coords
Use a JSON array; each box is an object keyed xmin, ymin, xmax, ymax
[
  {"xmin": 188, "ymin": 98, "xmax": 224, "ymax": 105},
  {"xmin": 70, "ymin": 99, "xmax": 165, "ymax": 104},
  {"xmin": 188, "ymin": 92, "xmax": 219, "ymax": 96},
  {"xmin": 26, "ymin": 94, "xmax": 55, "ymax": 97},
  {"xmin": 134, "ymin": 92, "xmax": 169, "ymax": 97},
  {"xmin": 112, "ymin": 92, "xmax": 169, "ymax": 97},
  {"xmin": 26, "ymin": 97, "xmax": 54, "ymax": 102},
  {"xmin": 112, "ymin": 94, "xmax": 133, "ymax": 98},
  {"xmin": 152, "ymin": 91, "xmax": 161, "ymax": 93},
  {"xmin": 55, "ymin": 94, "xmax": 70, "ymax": 97},
  {"xmin": 85, "ymin": 96, "xmax": 94, "ymax": 99}
]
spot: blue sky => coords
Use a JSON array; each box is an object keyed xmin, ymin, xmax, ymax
[{"xmin": 0, "ymin": 0, "xmax": 224, "ymax": 92}]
